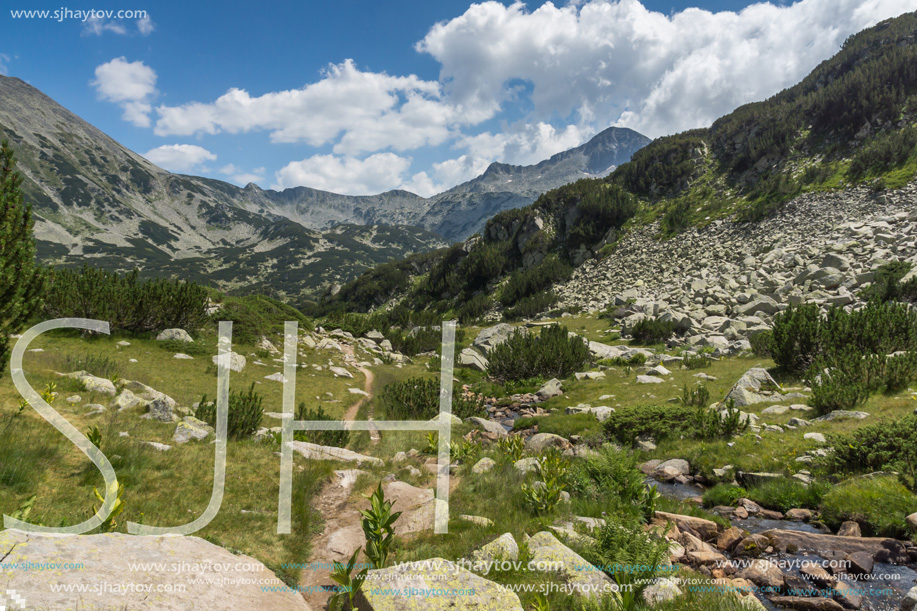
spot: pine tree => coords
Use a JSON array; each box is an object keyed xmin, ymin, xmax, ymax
[{"xmin": 0, "ymin": 139, "xmax": 46, "ymax": 373}]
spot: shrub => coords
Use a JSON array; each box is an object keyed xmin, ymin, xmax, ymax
[
  {"xmin": 702, "ymin": 484, "xmax": 747, "ymax": 508},
  {"xmin": 819, "ymin": 476, "xmax": 917, "ymax": 538},
  {"xmin": 502, "ymin": 292, "xmax": 559, "ymax": 320},
  {"xmin": 770, "ymin": 303, "xmax": 825, "ymax": 375},
  {"xmin": 679, "ymin": 383, "xmax": 710, "ymax": 407},
  {"xmin": 821, "ymin": 413, "xmax": 917, "ymax": 490},
  {"xmin": 585, "ymin": 513, "xmax": 672, "ymax": 585},
  {"xmin": 360, "ymin": 483, "xmax": 402, "ymax": 569},
  {"xmin": 661, "ymin": 198, "xmax": 691, "ymax": 234},
  {"xmin": 847, "ymin": 126, "xmax": 917, "ymax": 181},
  {"xmin": 487, "ymin": 324, "xmax": 591, "ymax": 382},
  {"xmin": 573, "ymin": 445, "xmax": 645, "ymax": 505},
  {"xmin": 744, "ymin": 478, "xmax": 829, "ymax": 512},
  {"xmin": 748, "ymin": 330, "xmax": 773, "ymax": 357},
  {"xmin": 217, "ymin": 294, "xmax": 312, "ymax": 345},
  {"xmin": 808, "ymin": 365, "xmax": 870, "ymax": 415},
  {"xmin": 379, "ymin": 377, "xmax": 485, "ymax": 420},
  {"xmin": 629, "ymin": 317, "xmax": 676, "ymax": 344},
  {"xmin": 683, "ymin": 354, "xmax": 712, "ymax": 369},
  {"xmin": 602, "ymin": 405, "xmax": 698, "ymax": 446},
  {"xmin": 521, "ymin": 449, "xmax": 569, "ymax": 515},
  {"xmin": 499, "ymin": 255, "xmax": 573, "ymax": 307},
  {"xmin": 599, "ymin": 354, "xmax": 647, "ymax": 367},
  {"xmin": 294, "ymin": 403, "xmax": 349, "ymax": 448},
  {"xmin": 44, "ymin": 266, "xmax": 208, "ymax": 336},
  {"xmin": 196, "ymin": 382, "xmax": 264, "ymax": 440},
  {"xmin": 455, "ymin": 294, "xmax": 492, "ymax": 324}
]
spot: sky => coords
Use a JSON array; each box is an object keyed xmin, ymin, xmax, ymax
[{"xmin": 2, "ymin": 0, "xmax": 916, "ymax": 197}]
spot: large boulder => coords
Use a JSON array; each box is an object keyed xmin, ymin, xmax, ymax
[
  {"xmin": 356, "ymin": 558, "xmax": 523, "ymax": 611},
  {"xmin": 156, "ymin": 328, "xmax": 193, "ymax": 342},
  {"xmin": 725, "ymin": 367, "xmax": 781, "ymax": 407},
  {"xmin": 61, "ymin": 371, "xmax": 117, "ymax": 396},
  {"xmin": 654, "ymin": 511, "xmax": 719, "ymax": 541},
  {"xmin": 287, "ymin": 441, "xmax": 383, "ymax": 466},
  {"xmin": 525, "ymin": 433, "xmax": 572, "ymax": 453},
  {"xmin": 459, "ymin": 347, "xmax": 489, "ymax": 372},
  {"xmin": 902, "ymin": 586, "xmax": 917, "ymax": 611},
  {"xmin": 212, "ymin": 352, "xmax": 246, "ymax": 373},
  {"xmin": 473, "ymin": 324, "xmax": 520, "ymax": 353},
  {"xmin": 172, "ymin": 416, "xmax": 214, "ymax": 444},
  {"xmin": 471, "ymin": 532, "xmax": 519, "ymax": 564},
  {"xmin": 465, "ymin": 417, "xmax": 507, "ymax": 437},
  {"xmin": 0, "ymin": 529, "xmax": 309, "ymax": 610},
  {"xmin": 736, "ymin": 559, "xmax": 784, "ymax": 589},
  {"xmin": 148, "ymin": 397, "xmax": 178, "ymax": 422},
  {"xmin": 525, "ymin": 531, "xmax": 616, "ymax": 598},
  {"xmin": 536, "ymin": 378, "xmax": 563, "ymax": 400}
]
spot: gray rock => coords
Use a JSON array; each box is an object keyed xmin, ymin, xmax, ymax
[
  {"xmin": 514, "ymin": 458, "xmax": 539, "ymax": 473},
  {"xmin": 813, "ymin": 410, "xmax": 869, "ymax": 422},
  {"xmin": 465, "ymin": 417, "xmax": 507, "ymax": 437},
  {"xmin": 902, "ymin": 586, "xmax": 917, "ymax": 611},
  {"xmin": 173, "ymin": 417, "xmax": 214, "ymax": 444},
  {"xmin": 536, "ymin": 378, "xmax": 563, "ymax": 400},
  {"xmin": 471, "ymin": 533, "xmax": 519, "ymax": 564},
  {"xmin": 287, "ymin": 441, "xmax": 383, "ymax": 466},
  {"xmin": 111, "ymin": 389, "xmax": 145, "ymax": 411},
  {"xmin": 0, "ymin": 530, "xmax": 309, "ymax": 611},
  {"xmin": 156, "ymin": 328, "xmax": 193, "ymax": 342},
  {"xmin": 803, "ymin": 432, "xmax": 826, "ymax": 444},
  {"xmin": 636, "ymin": 375, "xmax": 664, "ymax": 384},
  {"xmin": 140, "ymin": 441, "xmax": 172, "ymax": 452},
  {"xmin": 329, "ymin": 366, "xmax": 354, "ymax": 378},
  {"xmin": 472, "ymin": 457, "xmax": 496, "ymax": 474},
  {"xmin": 525, "ymin": 531, "xmax": 616, "ymax": 598},
  {"xmin": 212, "ymin": 351, "xmax": 246, "ymax": 373},
  {"xmin": 725, "ymin": 367, "xmax": 780, "ymax": 407},
  {"xmin": 147, "ymin": 398, "xmax": 177, "ymax": 422},
  {"xmin": 473, "ymin": 323, "xmax": 521, "ymax": 352},
  {"xmin": 525, "ymin": 433, "xmax": 571, "ymax": 453},
  {"xmin": 642, "ymin": 578, "xmax": 683, "ymax": 605},
  {"xmin": 459, "ymin": 347, "xmax": 489, "ymax": 372},
  {"xmin": 907, "ymin": 512, "xmax": 917, "ymax": 532}
]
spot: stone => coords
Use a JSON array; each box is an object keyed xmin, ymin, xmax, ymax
[
  {"xmin": 901, "ymin": 586, "xmax": 917, "ymax": 611},
  {"xmin": 110, "ymin": 389, "xmax": 145, "ymax": 411},
  {"xmin": 69, "ymin": 373, "xmax": 116, "ymax": 396},
  {"xmin": 156, "ymin": 328, "xmax": 193, "ymax": 342},
  {"xmin": 536, "ymin": 378, "xmax": 563, "ymax": 400},
  {"xmin": 147, "ymin": 397, "xmax": 177, "ymax": 422},
  {"xmin": 813, "ymin": 410, "xmax": 869, "ymax": 422},
  {"xmin": 837, "ymin": 521, "xmax": 861, "ymax": 538},
  {"xmin": 716, "ymin": 527, "xmax": 745, "ymax": 552},
  {"xmin": 174, "ymin": 353, "xmax": 194, "ymax": 360},
  {"xmin": 257, "ymin": 336, "xmax": 280, "ymax": 354},
  {"xmin": 514, "ymin": 458, "xmax": 539, "ymax": 473},
  {"xmin": 907, "ymin": 512, "xmax": 917, "ymax": 532},
  {"xmin": 264, "ymin": 372, "xmax": 287, "ymax": 382},
  {"xmin": 844, "ymin": 551, "xmax": 873, "ymax": 577},
  {"xmin": 140, "ymin": 441, "xmax": 171, "ymax": 452},
  {"xmin": 654, "ymin": 458, "xmax": 690, "ymax": 478},
  {"xmin": 471, "ymin": 533, "xmax": 519, "ymax": 564},
  {"xmin": 355, "ymin": 558, "xmax": 523, "ymax": 611},
  {"xmin": 800, "ymin": 562, "xmax": 837, "ymax": 589},
  {"xmin": 525, "ymin": 531, "xmax": 616, "ymax": 598},
  {"xmin": 768, "ymin": 597, "xmax": 845, "ymax": 611},
  {"xmin": 458, "ymin": 347, "xmax": 489, "ymax": 372},
  {"xmin": 832, "ymin": 580, "xmax": 863, "ymax": 610},
  {"xmin": 472, "ymin": 457, "xmax": 495, "ymax": 474},
  {"xmin": 804, "ymin": 432, "xmax": 826, "ymax": 444},
  {"xmin": 172, "ymin": 417, "xmax": 214, "ymax": 444},
  {"xmin": 655, "ymin": 511, "xmax": 719, "ymax": 541},
  {"xmin": 761, "ymin": 405, "xmax": 789, "ymax": 415},
  {"xmin": 736, "ymin": 559, "xmax": 784, "ymax": 589},
  {"xmin": 785, "ymin": 508, "xmax": 813, "ymax": 521},
  {"xmin": 525, "ymin": 433, "xmax": 572, "ymax": 452},
  {"xmin": 212, "ymin": 351, "xmax": 246, "ymax": 373},
  {"xmin": 760, "ymin": 529, "xmax": 901, "ymax": 557},
  {"xmin": 473, "ymin": 324, "xmax": 520, "ymax": 352},
  {"xmin": 637, "ymin": 375, "xmax": 664, "ymax": 384},
  {"xmin": 0, "ymin": 530, "xmax": 309, "ymax": 610},
  {"xmin": 725, "ymin": 368, "xmax": 781, "ymax": 407},
  {"xmin": 465, "ymin": 417, "xmax": 507, "ymax": 437},
  {"xmin": 642, "ymin": 578, "xmax": 682, "ymax": 605},
  {"xmin": 286, "ymin": 441, "xmax": 384, "ymax": 466},
  {"xmin": 329, "ymin": 366, "xmax": 354, "ymax": 378}
]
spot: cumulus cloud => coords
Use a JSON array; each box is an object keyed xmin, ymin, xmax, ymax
[
  {"xmin": 0, "ymin": 53, "xmax": 10, "ymax": 75},
  {"xmin": 154, "ymin": 59, "xmax": 465, "ymax": 155},
  {"xmin": 143, "ymin": 144, "xmax": 216, "ymax": 172},
  {"xmin": 91, "ymin": 57, "xmax": 158, "ymax": 127},
  {"xmin": 417, "ymin": 0, "xmax": 916, "ymax": 137},
  {"xmin": 137, "ymin": 16, "xmax": 155, "ymax": 35},
  {"xmin": 218, "ymin": 164, "xmax": 265, "ymax": 186},
  {"xmin": 273, "ymin": 153, "xmax": 413, "ymax": 195},
  {"xmin": 82, "ymin": 16, "xmax": 127, "ymax": 36}
]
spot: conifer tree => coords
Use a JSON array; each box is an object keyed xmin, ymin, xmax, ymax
[{"xmin": 0, "ymin": 140, "xmax": 46, "ymax": 374}]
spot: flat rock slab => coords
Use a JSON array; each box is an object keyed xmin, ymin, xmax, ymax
[
  {"xmin": 760, "ymin": 529, "xmax": 901, "ymax": 557},
  {"xmin": 356, "ymin": 558, "xmax": 523, "ymax": 611},
  {"xmin": 525, "ymin": 531, "xmax": 616, "ymax": 598},
  {"xmin": 287, "ymin": 441, "xmax": 383, "ymax": 466},
  {"xmin": 0, "ymin": 529, "xmax": 311, "ymax": 611}
]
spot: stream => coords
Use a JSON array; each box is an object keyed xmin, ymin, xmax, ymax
[{"xmin": 647, "ymin": 478, "xmax": 917, "ymax": 611}]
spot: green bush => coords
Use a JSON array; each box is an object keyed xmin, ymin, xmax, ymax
[
  {"xmin": 847, "ymin": 126, "xmax": 917, "ymax": 180},
  {"xmin": 502, "ymin": 292, "xmax": 558, "ymax": 320},
  {"xmin": 217, "ymin": 294, "xmax": 312, "ymax": 345},
  {"xmin": 196, "ymin": 382, "xmax": 264, "ymax": 440},
  {"xmin": 585, "ymin": 513, "xmax": 672, "ymax": 585},
  {"xmin": 294, "ymin": 403, "xmax": 350, "ymax": 448},
  {"xmin": 487, "ymin": 324, "xmax": 590, "ymax": 382},
  {"xmin": 744, "ymin": 478, "xmax": 829, "ymax": 513},
  {"xmin": 702, "ymin": 484, "xmax": 747, "ymax": 508},
  {"xmin": 679, "ymin": 383, "xmax": 710, "ymax": 407},
  {"xmin": 822, "ymin": 413, "xmax": 917, "ymax": 490},
  {"xmin": 629, "ymin": 317, "xmax": 676, "ymax": 344},
  {"xmin": 683, "ymin": 354, "xmax": 712, "ymax": 369},
  {"xmin": 572, "ymin": 445, "xmax": 646, "ymax": 506},
  {"xmin": 599, "ymin": 354, "xmax": 647, "ymax": 367},
  {"xmin": 455, "ymin": 294, "xmax": 492, "ymax": 324},
  {"xmin": 808, "ymin": 366, "xmax": 870, "ymax": 415},
  {"xmin": 602, "ymin": 405, "xmax": 697, "ymax": 446},
  {"xmin": 661, "ymin": 198, "xmax": 691, "ymax": 235},
  {"xmin": 44, "ymin": 266, "xmax": 208, "ymax": 336},
  {"xmin": 819, "ymin": 475, "xmax": 917, "ymax": 538},
  {"xmin": 379, "ymin": 377, "xmax": 485, "ymax": 420},
  {"xmin": 748, "ymin": 330, "xmax": 773, "ymax": 357},
  {"xmin": 499, "ymin": 255, "xmax": 573, "ymax": 307}
]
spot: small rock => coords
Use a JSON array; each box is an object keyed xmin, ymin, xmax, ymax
[
  {"xmin": 472, "ymin": 457, "xmax": 495, "ymax": 474},
  {"xmin": 837, "ymin": 521, "xmax": 861, "ymax": 538},
  {"xmin": 156, "ymin": 328, "xmax": 192, "ymax": 342}
]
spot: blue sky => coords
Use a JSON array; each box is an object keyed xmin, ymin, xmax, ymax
[{"xmin": 2, "ymin": 0, "xmax": 915, "ymax": 195}]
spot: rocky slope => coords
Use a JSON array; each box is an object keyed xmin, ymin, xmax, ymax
[{"xmin": 556, "ymin": 181, "xmax": 917, "ymax": 346}]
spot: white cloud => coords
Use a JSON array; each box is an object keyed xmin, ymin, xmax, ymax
[
  {"xmin": 143, "ymin": 144, "xmax": 216, "ymax": 172},
  {"xmin": 91, "ymin": 57, "xmax": 158, "ymax": 127},
  {"xmin": 417, "ymin": 0, "xmax": 917, "ymax": 137},
  {"xmin": 154, "ymin": 59, "xmax": 466, "ymax": 154},
  {"xmin": 218, "ymin": 164, "xmax": 265, "ymax": 186},
  {"xmin": 82, "ymin": 16, "xmax": 128, "ymax": 36},
  {"xmin": 0, "ymin": 53, "xmax": 10, "ymax": 75},
  {"xmin": 273, "ymin": 153, "xmax": 413, "ymax": 195},
  {"xmin": 137, "ymin": 16, "xmax": 155, "ymax": 35}
]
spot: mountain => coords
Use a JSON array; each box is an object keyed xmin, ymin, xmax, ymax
[
  {"xmin": 0, "ymin": 75, "xmax": 648, "ymax": 302},
  {"xmin": 323, "ymin": 11, "xmax": 917, "ymax": 318},
  {"xmin": 239, "ymin": 127, "xmax": 650, "ymax": 242}
]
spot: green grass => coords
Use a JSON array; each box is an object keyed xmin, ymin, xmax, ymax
[{"xmin": 819, "ymin": 475, "xmax": 917, "ymax": 538}]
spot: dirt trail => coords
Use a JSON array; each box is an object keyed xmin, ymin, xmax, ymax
[{"xmin": 340, "ymin": 344, "xmax": 380, "ymax": 442}]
